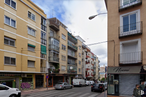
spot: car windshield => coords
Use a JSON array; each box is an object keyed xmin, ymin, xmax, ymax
[{"xmin": 57, "ymin": 82, "xmax": 63, "ymax": 84}]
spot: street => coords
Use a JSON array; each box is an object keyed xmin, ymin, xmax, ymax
[{"xmin": 22, "ymin": 86, "xmax": 102, "ymax": 97}]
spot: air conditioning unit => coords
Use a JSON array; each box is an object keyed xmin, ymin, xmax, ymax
[{"xmin": 21, "ymin": 74, "xmax": 27, "ymax": 77}]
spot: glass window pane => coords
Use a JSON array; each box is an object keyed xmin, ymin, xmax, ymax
[
  {"xmin": 5, "ymin": 16, "xmax": 10, "ymax": 25},
  {"xmin": 123, "ymin": 0, "xmax": 129, "ymax": 5},
  {"xmin": 10, "ymin": 41, "xmax": 15, "ymax": 46},
  {"xmin": 5, "ymin": 0, "xmax": 10, "ymax": 5},
  {"xmin": 28, "ymin": 11, "xmax": 31, "ymax": 18},
  {"xmin": 11, "ymin": 0, "xmax": 16, "ymax": 9},
  {"xmin": 5, "ymin": 57, "xmax": 10, "ymax": 64},
  {"xmin": 11, "ymin": 19, "xmax": 15, "ymax": 27},
  {"xmin": 130, "ymin": 0, "xmax": 136, "ymax": 3},
  {"xmin": 130, "ymin": 14, "xmax": 136, "ymax": 30},
  {"xmin": 123, "ymin": 15, "xmax": 129, "ymax": 32},
  {"xmin": 32, "ymin": 14, "xmax": 35, "ymax": 21},
  {"xmin": 11, "ymin": 58, "xmax": 15, "ymax": 65},
  {"xmin": 4, "ymin": 38, "xmax": 9, "ymax": 45}
]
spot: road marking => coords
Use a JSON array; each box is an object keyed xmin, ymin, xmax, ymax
[
  {"xmin": 78, "ymin": 93, "xmax": 90, "ymax": 97},
  {"xmin": 59, "ymin": 92, "xmax": 74, "ymax": 97},
  {"xmin": 69, "ymin": 92, "xmax": 83, "ymax": 97}
]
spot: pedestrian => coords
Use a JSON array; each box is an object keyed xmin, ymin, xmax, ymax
[
  {"xmin": 133, "ymin": 84, "xmax": 141, "ymax": 97},
  {"xmin": 140, "ymin": 81, "xmax": 145, "ymax": 90}
]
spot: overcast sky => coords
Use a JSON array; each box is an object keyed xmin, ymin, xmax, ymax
[{"xmin": 32, "ymin": 0, "xmax": 107, "ymax": 66}]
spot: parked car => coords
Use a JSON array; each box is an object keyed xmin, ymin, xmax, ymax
[
  {"xmin": 91, "ymin": 83, "xmax": 105, "ymax": 92},
  {"xmin": 73, "ymin": 78, "xmax": 86, "ymax": 86},
  {"xmin": 55, "ymin": 82, "xmax": 73, "ymax": 90},
  {"xmin": 85, "ymin": 81, "xmax": 91, "ymax": 86},
  {"xmin": 0, "ymin": 84, "xmax": 21, "ymax": 97},
  {"xmin": 89, "ymin": 81, "xmax": 94, "ymax": 85}
]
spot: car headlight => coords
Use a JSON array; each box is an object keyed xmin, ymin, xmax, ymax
[{"xmin": 16, "ymin": 88, "xmax": 19, "ymax": 91}]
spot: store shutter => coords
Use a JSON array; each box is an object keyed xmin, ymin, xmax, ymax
[{"xmin": 119, "ymin": 74, "xmax": 140, "ymax": 96}]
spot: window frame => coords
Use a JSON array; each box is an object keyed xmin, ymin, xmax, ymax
[
  {"xmin": 28, "ymin": 11, "xmax": 36, "ymax": 21},
  {"xmin": 62, "ymin": 34, "xmax": 66, "ymax": 40},
  {"xmin": 4, "ymin": 15, "xmax": 16, "ymax": 28},
  {"xmin": 27, "ymin": 27, "xmax": 36, "ymax": 37},
  {"xmin": 4, "ymin": 36, "xmax": 15, "ymax": 47},
  {"xmin": 4, "ymin": 56, "xmax": 16, "ymax": 65},
  {"xmin": 28, "ymin": 60, "xmax": 35, "ymax": 67},
  {"xmin": 62, "ymin": 44, "xmax": 66, "ymax": 50},
  {"xmin": 28, "ymin": 44, "xmax": 35, "ymax": 52},
  {"xmin": 41, "ymin": 31, "xmax": 46, "ymax": 45},
  {"xmin": 5, "ymin": 0, "xmax": 16, "ymax": 9}
]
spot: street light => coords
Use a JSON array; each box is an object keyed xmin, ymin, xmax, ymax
[{"xmin": 89, "ymin": 13, "xmax": 107, "ymax": 20}]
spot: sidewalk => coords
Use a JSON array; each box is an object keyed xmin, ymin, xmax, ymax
[
  {"xmin": 98, "ymin": 91, "xmax": 107, "ymax": 97},
  {"xmin": 21, "ymin": 87, "xmax": 55, "ymax": 96}
]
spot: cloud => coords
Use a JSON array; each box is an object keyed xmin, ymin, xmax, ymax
[{"xmin": 31, "ymin": 0, "xmax": 107, "ymax": 66}]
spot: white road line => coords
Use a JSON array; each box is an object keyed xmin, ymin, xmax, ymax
[
  {"xmin": 41, "ymin": 91, "xmax": 72, "ymax": 97},
  {"xmin": 88, "ymin": 93, "xmax": 99, "ymax": 97},
  {"xmin": 69, "ymin": 92, "xmax": 83, "ymax": 97},
  {"xmin": 78, "ymin": 93, "xmax": 90, "ymax": 97},
  {"xmin": 59, "ymin": 92, "xmax": 74, "ymax": 97}
]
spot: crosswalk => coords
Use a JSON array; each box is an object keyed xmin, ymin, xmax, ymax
[{"xmin": 23, "ymin": 90, "xmax": 100, "ymax": 97}]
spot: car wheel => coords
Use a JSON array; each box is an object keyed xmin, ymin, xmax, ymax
[{"xmin": 10, "ymin": 94, "xmax": 16, "ymax": 97}]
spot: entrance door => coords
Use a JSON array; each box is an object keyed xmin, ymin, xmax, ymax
[
  {"xmin": 119, "ymin": 74, "xmax": 139, "ymax": 96},
  {"xmin": 35, "ymin": 75, "xmax": 44, "ymax": 88}
]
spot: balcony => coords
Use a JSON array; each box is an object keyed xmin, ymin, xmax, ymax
[
  {"xmin": 119, "ymin": 0, "xmax": 142, "ymax": 12},
  {"xmin": 68, "ymin": 54, "xmax": 77, "ymax": 59},
  {"xmin": 68, "ymin": 42, "xmax": 77, "ymax": 51},
  {"xmin": 68, "ymin": 60, "xmax": 77, "ymax": 65},
  {"xmin": 49, "ymin": 44, "xmax": 59, "ymax": 52},
  {"xmin": 41, "ymin": 67, "xmax": 46, "ymax": 73},
  {"xmin": 67, "ymin": 65, "xmax": 77, "ymax": 74},
  {"xmin": 49, "ymin": 34, "xmax": 59, "ymax": 40},
  {"xmin": 68, "ymin": 32, "xmax": 77, "ymax": 44},
  {"xmin": 119, "ymin": 21, "xmax": 142, "ymax": 38},
  {"xmin": 119, "ymin": 51, "xmax": 142, "ymax": 65},
  {"xmin": 49, "ymin": 57, "xmax": 59, "ymax": 63},
  {"xmin": 49, "ymin": 19, "xmax": 59, "ymax": 31}
]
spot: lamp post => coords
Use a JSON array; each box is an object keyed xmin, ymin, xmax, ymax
[{"xmin": 89, "ymin": 13, "xmax": 107, "ymax": 20}]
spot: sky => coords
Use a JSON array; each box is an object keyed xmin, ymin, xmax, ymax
[{"xmin": 31, "ymin": 0, "xmax": 107, "ymax": 66}]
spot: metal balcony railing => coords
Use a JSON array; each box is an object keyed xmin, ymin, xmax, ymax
[
  {"xmin": 68, "ymin": 60, "xmax": 77, "ymax": 65},
  {"xmin": 49, "ymin": 44, "xmax": 59, "ymax": 52},
  {"xmin": 68, "ymin": 42, "xmax": 77, "ymax": 50},
  {"xmin": 49, "ymin": 57, "xmax": 59, "ymax": 62},
  {"xmin": 119, "ymin": 0, "xmax": 142, "ymax": 11},
  {"xmin": 49, "ymin": 34, "xmax": 59, "ymax": 40},
  {"xmin": 68, "ymin": 32, "xmax": 77, "ymax": 44},
  {"xmin": 119, "ymin": 51, "xmax": 142, "ymax": 65},
  {"xmin": 119, "ymin": 21, "xmax": 142, "ymax": 38},
  {"xmin": 67, "ymin": 65, "xmax": 77, "ymax": 74}
]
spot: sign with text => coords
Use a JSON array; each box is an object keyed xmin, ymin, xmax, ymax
[{"xmin": 108, "ymin": 66, "xmax": 141, "ymax": 74}]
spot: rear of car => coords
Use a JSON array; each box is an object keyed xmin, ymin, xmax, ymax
[
  {"xmin": 55, "ymin": 82, "xmax": 64, "ymax": 90},
  {"xmin": 91, "ymin": 83, "xmax": 105, "ymax": 92},
  {"xmin": 73, "ymin": 78, "xmax": 85, "ymax": 86},
  {"xmin": 86, "ymin": 81, "xmax": 90, "ymax": 86}
]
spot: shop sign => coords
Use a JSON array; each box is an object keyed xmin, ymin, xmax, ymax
[{"xmin": 108, "ymin": 66, "xmax": 141, "ymax": 74}]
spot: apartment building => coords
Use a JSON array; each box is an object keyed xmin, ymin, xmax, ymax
[
  {"xmin": 0, "ymin": 0, "xmax": 47, "ymax": 90},
  {"xmin": 46, "ymin": 17, "xmax": 84, "ymax": 87},
  {"xmin": 105, "ymin": 0, "xmax": 146, "ymax": 96}
]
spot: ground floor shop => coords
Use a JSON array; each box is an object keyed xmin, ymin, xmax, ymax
[{"xmin": 107, "ymin": 66, "xmax": 146, "ymax": 97}]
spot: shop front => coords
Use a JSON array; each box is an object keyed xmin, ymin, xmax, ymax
[
  {"xmin": 0, "ymin": 73, "xmax": 21, "ymax": 88},
  {"xmin": 107, "ymin": 66, "xmax": 141, "ymax": 96}
]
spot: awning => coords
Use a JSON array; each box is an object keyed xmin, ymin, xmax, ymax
[
  {"xmin": 28, "ymin": 44, "xmax": 35, "ymax": 47},
  {"xmin": 41, "ymin": 45, "xmax": 46, "ymax": 54}
]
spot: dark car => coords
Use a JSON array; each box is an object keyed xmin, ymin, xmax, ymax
[{"xmin": 91, "ymin": 83, "xmax": 105, "ymax": 92}]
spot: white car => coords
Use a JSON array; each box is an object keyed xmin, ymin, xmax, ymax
[
  {"xmin": 0, "ymin": 84, "xmax": 21, "ymax": 97},
  {"xmin": 85, "ymin": 81, "xmax": 91, "ymax": 86},
  {"xmin": 73, "ymin": 78, "xmax": 86, "ymax": 86},
  {"xmin": 89, "ymin": 81, "xmax": 94, "ymax": 85}
]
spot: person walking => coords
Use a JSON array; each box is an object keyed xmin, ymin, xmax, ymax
[
  {"xmin": 140, "ymin": 81, "xmax": 145, "ymax": 97},
  {"xmin": 133, "ymin": 84, "xmax": 141, "ymax": 97}
]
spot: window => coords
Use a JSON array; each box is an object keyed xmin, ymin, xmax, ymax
[
  {"xmin": 28, "ymin": 44, "xmax": 35, "ymax": 52},
  {"xmin": 4, "ymin": 16, "xmax": 16, "ymax": 28},
  {"xmin": 0, "ymin": 85, "xmax": 9, "ymax": 90},
  {"xmin": 22, "ymin": 78, "xmax": 32, "ymax": 82},
  {"xmin": 28, "ymin": 60, "xmax": 35, "ymax": 67},
  {"xmin": 122, "ymin": 0, "xmax": 137, "ymax": 6},
  {"xmin": 62, "ymin": 55, "xmax": 66, "ymax": 61},
  {"xmin": 79, "ymin": 46, "xmax": 81, "ymax": 50},
  {"xmin": 79, "ymin": 53, "xmax": 81, "ymax": 57},
  {"xmin": 28, "ymin": 11, "xmax": 35, "ymax": 21},
  {"xmin": 5, "ymin": 0, "xmax": 16, "ymax": 9},
  {"xmin": 4, "ymin": 56, "xmax": 16, "ymax": 65},
  {"xmin": 79, "ymin": 68, "xmax": 80, "ymax": 72},
  {"xmin": 68, "ymin": 49, "xmax": 75, "ymax": 57},
  {"xmin": 28, "ymin": 27, "xmax": 35, "ymax": 37},
  {"xmin": 50, "ymin": 30, "xmax": 54, "ymax": 37},
  {"xmin": 62, "ymin": 44, "xmax": 66, "ymax": 50},
  {"xmin": 4, "ymin": 36, "xmax": 15, "ymax": 46},
  {"xmin": 62, "ymin": 34, "xmax": 66, "ymax": 40},
  {"xmin": 41, "ymin": 17, "xmax": 46, "ymax": 31},
  {"xmin": 61, "ymin": 66, "xmax": 66, "ymax": 71},
  {"xmin": 79, "ymin": 61, "xmax": 81, "ymax": 65},
  {"xmin": 41, "ymin": 31, "xmax": 46, "ymax": 45}
]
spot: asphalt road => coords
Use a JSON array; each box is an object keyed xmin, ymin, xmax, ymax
[{"xmin": 22, "ymin": 86, "xmax": 102, "ymax": 97}]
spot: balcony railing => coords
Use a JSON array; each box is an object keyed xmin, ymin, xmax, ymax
[
  {"xmin": 119, "ymin": 21, "xmax": 142, "ymax": 38},
  {"xmin": 49, "ymin": 57, "xmax": 59, "ymax": 63},
  {"xmin": 68, "ymin": 42, "xmax": 77, "ymax": 51},
  {"xmin": 49, "ymin": 44, "xmax": 59, "ymax": 52},
  {"xmin": 67, "ymin": 65, "xmax": 77, "ymax": 74},
  {"xmin": 119, "ymin": 51, "xmax": 142, "ymax": 65},
  {"xmin": 68, "ymin": 32, "xmax": 77, "ymax": 44},
  {"xmin": 49, "ymin": 34, "xmax": 59, "ymax": 40},
  {"xmin": 68, "ymin": 53, "xmax": 77, "ymax": 59},
  {"xmin": 49, "ymin": 19, "xmax": 59, "ymax": 31},
  {"xmin": 119, "ymin": 0, "xmax": 142, "ymax": 11},
  {"xmin": 68, "ymin": 60, "xmax": 77, "ymax": 65}
]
